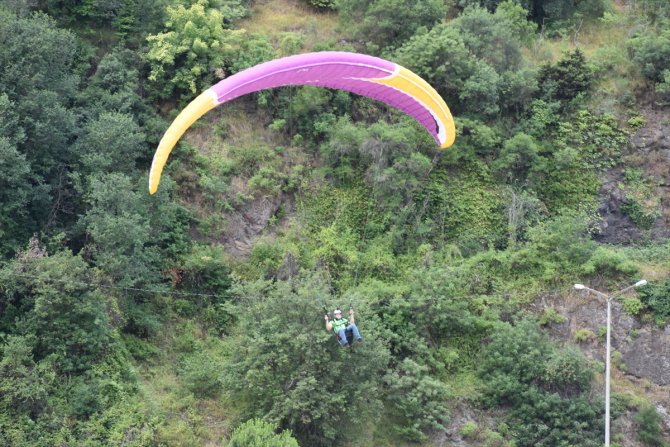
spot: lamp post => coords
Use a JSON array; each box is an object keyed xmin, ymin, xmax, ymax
[{"xmin": 573, "ymin": 280, "xmax": 647, "ymax": 447}]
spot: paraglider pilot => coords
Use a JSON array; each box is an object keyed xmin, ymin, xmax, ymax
[{"xmin": 325, "ymin": 307, "xmax": 363, "ymax": 347}]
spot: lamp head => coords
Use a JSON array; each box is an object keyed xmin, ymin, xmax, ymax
[
  {"xmin": 574, "ymin": 284, "xmax": 586, "ymax": 290},
  {"xmin": 634, "ymin": 280, "xmax": 647, "ymax": 287}
]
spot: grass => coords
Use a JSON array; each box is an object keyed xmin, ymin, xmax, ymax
[
  {"xmin": 132, "ymin": 320, "xmax": 233, "ymax": 447},
  {"xmin": 238, "ymin": 0, "xmax": 342, "ymax": 51}
]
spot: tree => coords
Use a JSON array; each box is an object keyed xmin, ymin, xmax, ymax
[
  {"xmin": 539, "ymin": 48, "xmax": 593, "ymax": 103},
  {"xmin": 394, "ymin": 5, "xmax": 535, "ymax": 118},
  {"xmin": 227, "ymin": 419, "xmax": 299, "ymax": 447},
  {"xmin": 493, "ymin": 133, "xmax": 544, "ymax": 184},
  {"xmin": 454, "ymin": 5, "xmax": 524, "ymax": 73},
  {"xmin": 478, "ymin": 320, "xmax": 601, "ymax": 447},
  {"xmin": 146, "ymin": 0, "xmax": 237, "ymax": 98},
  {"xmin": 394, "ymin": 24, "xmax": 476, "ymax": 114},
  {"xmin": 0, "ymin": 10, "xmax": 81, "ymax": 234},
  {"xmin": 337, "ymin": 0, "xmax": 446, "ymax": 51},
  {"xmin": 458, "ymin": 0, "xmax": 605, "ymax": 23},
  {"xmin": 223, "ymin": 277, "xmax": 390, "ymax": 447},
  {"xmin": 629, "ymin": 29, "xmax": 670, "ymax": 84},
  {"xmin": 80, "ymin": 173, "xmax": 190, "ymax": 289},
  {"xmin": 634, "ymin": 405, "xmax": 669, "ymax": 447},
  {"xmin": 384, "ymin": 358, "xmax": 450, "ymax": 442},
  {"xmin": 0, "ymin": 136, "xmax": 32, "ymax": 257},
  {"xmin": 76, "ymin": 112, "xmax": 147, "ymax": 176},
  {"xmin": 0, "ymin": 240, "xmax": 112, "ymax": 373}
]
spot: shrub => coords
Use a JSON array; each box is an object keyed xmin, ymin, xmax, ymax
[
  {"xmin": 478, "ymin": 320, "xmax": 602, "ymax": 446},
  {"xmin": 227, "ymin": 419, "xmax": 299, "ymax": 447},
  {"xmin": 460, "ymin": 421, "xmax": 479, "ymax": 439},
  {"xmin": 384, "ymin": 358, "xmax": 451, "ymax": 442},
  {"xmin": 574, "ymin": 328, "xmax": 596, "ymax": 343},
  {"xmin": 638, "ymin": 279, "xmax": 670, "ymax": 324},
  {"xmin": 538, "ymin": 307, "xmax": 567, "ymax": 326},
  {"xmin": 634, "ymin": 405, "xmax": 668, "ymax": 447},
  {"xmin": 622, "ymin": 297, "xmax": 645, "ymax": 316},
  {"xmin": 179, "ymin": 351, "xmax": 224, "ymax": 398},
  {"xmin": 539, "ymin": 49, "xmax": 593, "ymax": 103}
]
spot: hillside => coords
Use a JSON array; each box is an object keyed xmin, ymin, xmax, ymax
[{"xmin": 1, "ymin": 0, "xmax": 670, "ymax": 446}]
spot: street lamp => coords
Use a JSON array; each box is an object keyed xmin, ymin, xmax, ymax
[{"xmin": 573, "ymin": 280, "xmax": 647, "ymax": 447}]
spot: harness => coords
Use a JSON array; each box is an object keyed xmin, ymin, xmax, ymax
[{"xmin": 331, "ymin": 317, "xmax": 349, "ymax": 335}]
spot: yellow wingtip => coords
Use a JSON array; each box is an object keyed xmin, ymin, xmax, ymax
[
  {"xmin": 371, "ymin": 67, "xmax": 456, "ymax": 150},
  {"xmin": 148, "ymin": 90, "xmax": 218, "ymax": 194}
]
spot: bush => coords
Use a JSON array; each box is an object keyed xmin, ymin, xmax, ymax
[
  {"xmin": 338, "ymin": 0, "xmax": 447, "ymax": 50},
  {"xmin": 539, "ymin": 49, "xmax": 593, "ymax": 103},
  {"xmin": 574, "ymin": 328, "xmax": 596, "ymax": 343},
  {"xmin": 634, "ymin": 405, "xmax": 669, "ymax": 447},
  {"xmin": 223, "ymin": 278, "xmax": 390, "ymax": 447},
  {"xmin": 460, "ymin": 421, "xmax": 479, "ymax": 439},
  {"xmin": 227, "ymin": 419, "xmax": 299, "ymax": 447},
  {"xmin": 146, "ymin": 1, "xmax": 235, "ymax": 98},
  {"xmin": 384, "ymin": 358, "xmax": 450, "ymax": 442},
  {"xmin": 638, "ymin": 279, "xmax": 670, "ymax": 324},
  {"xmin": 629, "ymin": 29, "xmax": 670, "ymax": 84},
  {"xmin": 179, "ymin": 351, "xmax": 224, "ymax": 398},
  {"xmin": 478, "ymin": 320, "xmax": 602, "ymax": 446},
  {"xmin": 622, "ymin": 297, "xmax": 645, "ymax": 316}
]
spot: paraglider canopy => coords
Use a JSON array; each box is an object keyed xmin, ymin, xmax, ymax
[{"xmin": 149, "ymin": 51, "xmax": 456, "ymax": 194}]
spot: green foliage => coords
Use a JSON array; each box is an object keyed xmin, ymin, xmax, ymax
[
  {"xmin": 619, "ymin": 168, "xmax": 662, "ymax": 230},
  {"xmin": 629, "ymin": 29, "xmax": 670, "ymax": 84},
  {"xmin": 81, "ymin": 174, "xmax": 160, "ymax": 286},
  {"xmin": 638, "ymin": 278, "xmax": 670, "ymax": 325},
  {"xmin": 623, "ymin": 296, "xmax": 645, "ymax": 316},
  {"xmin": 227, "ymin": 418, "xmax": 299, "ymax": 447},
  {"xmin": 1, "ymin": 3, "xmax": 667, "ymax": 447},
  {"xmin": 529, "ymin": 109, "xmax": 628, "ymax": 213},
  {"xmin": 394, "ymin": 5, "xmax": 536, "ymax": 118},
  {"xmin": 574, "ymin": 328, "xmax": 596, "ymax": 343},
  {"xmin": 146, "ymin": 0, "xmax": 237, "ymax": 98},
  {"xmin": 494, "ymin": 133, "xmax": 543, "ymax": 184},
  {"xmin": 384, "ymin": 358, "xmax": 450, "ymax": 441},
  {"xmin": 538, "ymin": 307, "xmax": 566, "ymax": 326},
  {"xmin": 227, "ymin": 32, "xmax": 276, "ymax": 74},
  {"xmin": 337, "ymin": 0, "xmax": 446, "ymax": 50},
  {"xmin": 77, "ymin": 112, "xmax": 147, "ymax": 176},
  {"xmin": 458, "ymin": 0, "xmax": 605, "ymax": 24},
  {"xmin": 179, "ymin": 351, "xmax": 224, "ymax": 398},
  {"xmin": 478, "ymin": 320, "xmax": 601, "ymax": 446},
  {"xmin": 0, "ymin": 242, "xmax": 112, "ymax": 373},
  {"xmin": 223, "ymin": 277, "xmax": 390, "ymax": 447},
  {"xmin": 0, "ymin": 10, "xmax": 80, "ymax": 239},
  {"xmin": 304, "ymin": 0, "xmax": 336, "ymax": 9},
  {"xmin": 178, "ymin": 243, "xmax": 232, "ymax": 295},
  {"xmin": 580, "ymin": 245, "xmax": 639, "ymax": 279},
  {"xmin": 460, "ymin": 420, "xmax": 479, "ymax": 438},
  {"xmin": 634, "ymin": 404, "xmax": 669, "ymax": 447},
  {"xmin": 0, "ymin": 135, "xmax": 31, "ymax": 257},
  {"xmin": 217, "ymin": 0, "xmax": 252, "ymax": 25},
  {"xmin": 512, "ymin": 212, "xmax": 598, "ymax": 281},
  {"xmin": 423, "ymin": 163, "xmax": 506, "ymax": 250},
  {"xmin": 539, "ymin": 49, "xmax": 593, "ymax": 104}
]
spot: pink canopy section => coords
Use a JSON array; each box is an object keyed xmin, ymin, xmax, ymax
[
  {"xmin": 211, "ymin": 51, "xmax": 440, "ymax": 145},
  {"xmin": 149, "ymin": 51, "xmax": 456, "ymax": 194}
]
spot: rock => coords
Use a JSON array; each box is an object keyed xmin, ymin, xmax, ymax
[
  {"xmin": 623, "ymin": 325, "xmax": 670, "ymax": 385},
  {"xmin": 657, "ymin": 404, "xmax": 670, "ymax": 431},
  {"xmin": 222, "ymin": 194, "xmax": 286, "ymax": 255},
  {"xmin": 542, "ymin": 294, "xmax": 670, "ymax": 386}
]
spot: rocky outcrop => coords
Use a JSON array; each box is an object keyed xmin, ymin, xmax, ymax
[
  {"xmin": 624, "ymin": 325, "xmax": 670, "ymax": 385},
  {"xmin": 545, "ymin": 292, "xmax": 670, "ymax": 385},
  {"xmin": 221, "ymin": 193, "xmax": 291, "ymax": 255},
  {"xmin": 596, "ymin": 106, "xmax": 670, "ymax": 244}
]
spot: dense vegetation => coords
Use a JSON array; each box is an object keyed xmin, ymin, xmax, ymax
[{"xmin": 1, "ymin": 0, "xmax": 669, "ymax": 446}]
